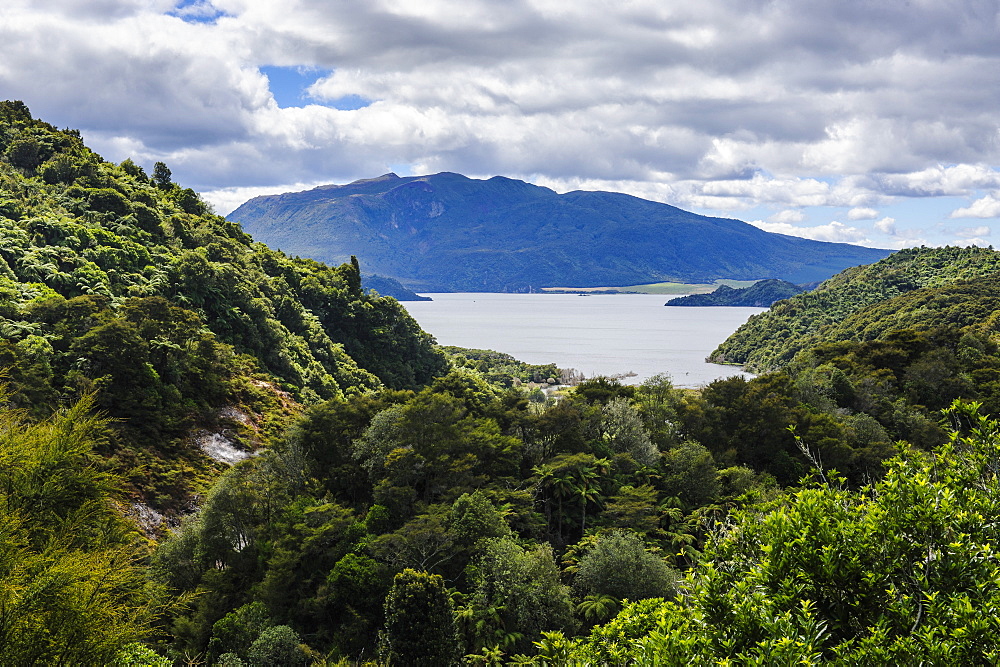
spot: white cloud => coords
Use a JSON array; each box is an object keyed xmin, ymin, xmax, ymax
[
  {"xmin": 0, "ymin": 0, "xmax": 995, "ymax": 250},
  {"xmin": 878, "ymin": 165, "xmax": 1000, "ymax": 198},
  {"xmin": 870, "ymin": 216, "xmax": 932, "ymax": 247},
  {"xmin": 884, "ymin": 237, "xmax": 931, "ymax": 249},
  {"xmin": 874, "ymin": 217, "xmax": 897, "ymax": 235},
  {"xmin": 770, "ymin": 210, "xmax": 805, "ymax": 223},
  {"xmin": 749, "ymin": 220, "xmax": 871, "ymax": 245},
  {"xmin": 950, "ymin": 194, "xmax": 1000, "ymax": 219},
  {"xmin": 955, "ymin": 225, "xmax": 992, "ymax": 239},
  {"xmin": 202, "ymin": 181, "xmax": 328, "ymax": 216},
  {"xmin": 952, "ymin": 238, "xmax": 992, "ymax": 247},
  {"xmin": 848, "ymin": 207, "xmax": 879, "ymax": 220}
]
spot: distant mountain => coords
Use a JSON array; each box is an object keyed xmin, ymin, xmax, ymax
[
  {"xmin": 666, "ymin": 279, "xmax": 804, "ymax": 307},
  {"xmin": 228, "ymin": 172, "xmax": 892, "ymax": 292}
]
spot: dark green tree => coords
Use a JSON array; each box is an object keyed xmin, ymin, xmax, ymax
[
  {"xmin": 381, "ymin": 569, "xmax": 460, "ymax": 666},
  {"xmin": 573, "ymin": 530, "xmax": 678, "ymax": 603},
  {"xmin": 463, "ymin": 537, "xmax": 576, "ymax": 655},
  {"xmin": 246, "ymin": 625, "xmax": 309, "ymax": 666},
  {"xmin": 152, "ymin": 161, "xmax": 172, "ymax": 189},
  {"xmin": 565, "ymin": 402, "xmax": 1000, "ymax": 664}
]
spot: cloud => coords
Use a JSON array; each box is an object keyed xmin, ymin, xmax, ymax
[
  {"xmin": 876, "ymin": 165, "xmax": 1000, "ymax": 198},
  {"xmin": 0, "ymin": 0, "xmax": 996, "ymax": 249},
  {"xmin": 202, "ymin": 181, "xmax": 328, "ymax": 216},
  {"xmin": 770, "ymin": 210, "xmax": 805, "ymax": 224},
  {"xmin": 950, "ymin": 194, "xmax": 1000, "ymax": 219},
  {"xmin": 870, "ymin": 216, "xmax": 929, "ymax": 248},
  {"xmin": 874, "ymin": 217, "xmax": 897, "ymax": 235},
  {"xmin": 749, "ymin": 220, "xmax": 871, "ymax": 245},
  {"xmin": 952, "ymin": 237, "xmax": 992, "ymax": 247},
  {"xmin": 848, "ymin": 207, "xmax": 879, "ymax": 220},
  {"xmin": 955, "ymin": 225, "xmax": 992, "ymax": 239}
]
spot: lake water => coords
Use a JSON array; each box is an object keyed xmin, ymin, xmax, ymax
[{"xmin": 403, "ymin": 293, "xmax": 766, "ymax": 388}]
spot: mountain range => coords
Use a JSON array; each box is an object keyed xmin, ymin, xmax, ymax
[{"xmin": 228, "ymin": 172, "xmax": 892, "ymax": 292}]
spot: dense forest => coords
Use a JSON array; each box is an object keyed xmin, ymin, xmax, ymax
[
  {"xmin": 712, "ymin": 245, "xmax": 1000, "ymax": 372},
  {"xmin": 5, "ymin": 101, "xmax": 1000, "ymax": 665}
]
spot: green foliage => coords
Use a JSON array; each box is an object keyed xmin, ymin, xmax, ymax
[
  {"xmin": 565, "ymin": 403, "xmax": 1000, "ymax": 663},
  {"xmin": 661, "ymin": 440, "xmax": 720, "ymax": 507},
  {"xmin": 463, "ymin": 537, "xmax": 576, "ymax": 654},
  {"xmin": 573, "ymin": 376, "xmax": 634, "ymax": 405},
  {"xmin": 445, "ymin": 346, "xmax": 560, "ymax": 387},
  {"xmin": 149, "ymin": 364, "xmax": 749, "ymax": 661},
  {"xmin": 207, "ymin": 601, "xmax": 271, "ymax": 660},
  {"xmin": 246, "ymin": 625, "xmax": 310, "ymax": 666},
  {"xmin": 450, "ymin": 490, "xmax": 512, "ymax": 547},
  {"xmin": 152, "ymin": 161, "xmax": 172, "ymax": 189},
  {"xmin": 713, "ymin": 246, "xmax": 1000, "ymax": 372},
  {"xmin": 382, "ymin": 568, "xmax": 461, "ymax": 666},
  {"xmin": 0, "ymin": 101, "xmax": 448, "ymax": 511},
  {"xmin": 353, "ymin": 390, "xmax": 522, "ymax": 517},
  {"xmin": 114, "ymin": 642, "xmax": 171, "ymax": 666},
  {"xmin": 573, "ymin": 530, "xmax": 679, "ymax": 603},
  {"xmin": 0, "ymin": 102, "xmax": 446, "ymax": 402},
  {"xmin": 601, "ymin": 397, "xmax": 659, "ymax": 467},
  {"xmin": 0, "ymin": 393, "xmax": 158, "ymax": 664},
  {"xmin": 632, "ymin": 372, "xmax": 683, "ymax": 449}
]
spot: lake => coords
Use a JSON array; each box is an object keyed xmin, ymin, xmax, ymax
[{"xmin": 403, "ymin": 293, "xmax": 766, "ymax": 388}]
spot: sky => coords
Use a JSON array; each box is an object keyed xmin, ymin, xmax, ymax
[{"xmin": 2, "ymin": 0, "xmax": 1000, "ymax": 249}]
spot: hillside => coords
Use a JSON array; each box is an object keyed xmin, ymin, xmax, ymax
[
  {"xmin": 11, "ymin": 100, "xmax": 1000, "ymax": 665},
  {"xmin": 362, "ymin": 273, "xmax": 431, "ymax": 300},
  {"xmin": 710, "ymin": 246, "xmax": 1000, "ymax": 372},
  {"xmin": 0, "ymin": 101, "xmax": 448, "ymax": 511},
  {"xmin": 228, "ymin": 172, "xmax": 892, "ymax": 292},
  {"xmin": 666, "ymin": 278, "xmax": 804, "ymax": 307}
]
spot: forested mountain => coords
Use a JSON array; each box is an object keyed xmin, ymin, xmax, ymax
[
  {"xmin": 7, "ymin": 100, "xmax": 1000, "ymax": 665},
  {"xmin": 711, "ymin": 245, "xmax": 1000, "ymax": 372},
  {"xmin": 666, "ymin": 278, "xmax": 804, "ymax": 307},
  {"xmin": 228, "ymin": 172, "xmax": 891, "ymax": 292}
]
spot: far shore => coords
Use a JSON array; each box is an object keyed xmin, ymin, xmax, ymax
[{"xmin": 539, "ymin": 279, "xmax": 758, "ymax": 295}]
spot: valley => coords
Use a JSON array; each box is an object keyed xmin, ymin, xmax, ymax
[{"xmin": 2, "ymin": 101, "xmax": 1000, "ymax": 665}]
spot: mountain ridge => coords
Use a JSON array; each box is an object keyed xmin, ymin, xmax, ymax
[{"xmin": 229, "ymin": 172, "xmax": 893, "ymax": 292}]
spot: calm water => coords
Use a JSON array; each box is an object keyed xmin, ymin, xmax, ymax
[{"xmin": 404, "ymin": 293, "xmax": 766, "ymax": 388}]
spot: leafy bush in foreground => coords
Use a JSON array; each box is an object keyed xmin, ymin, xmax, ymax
[{"xmin": 540, "ymin": 401, "xmax": 1000, "ymax": 664}]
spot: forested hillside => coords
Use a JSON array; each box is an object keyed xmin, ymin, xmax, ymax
[
  {"xmin": 0, "ymin": 100, "xmax": 447, "ymax": 511},
  {"xmin": 711, "ymin": 245, "xmax": 1000, "ymax": 372},
  {"xmin": 6, "ymin": 101, "xmax": 1000, "ymax": 665}
]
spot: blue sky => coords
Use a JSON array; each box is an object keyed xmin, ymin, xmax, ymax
[
  {"xmin": 260, "ymin": 66, "xmax": 371, "ymax": 111},
  {"xmin": 2, "ymin": 0, "xmax": 999, "ymax": 249}
]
